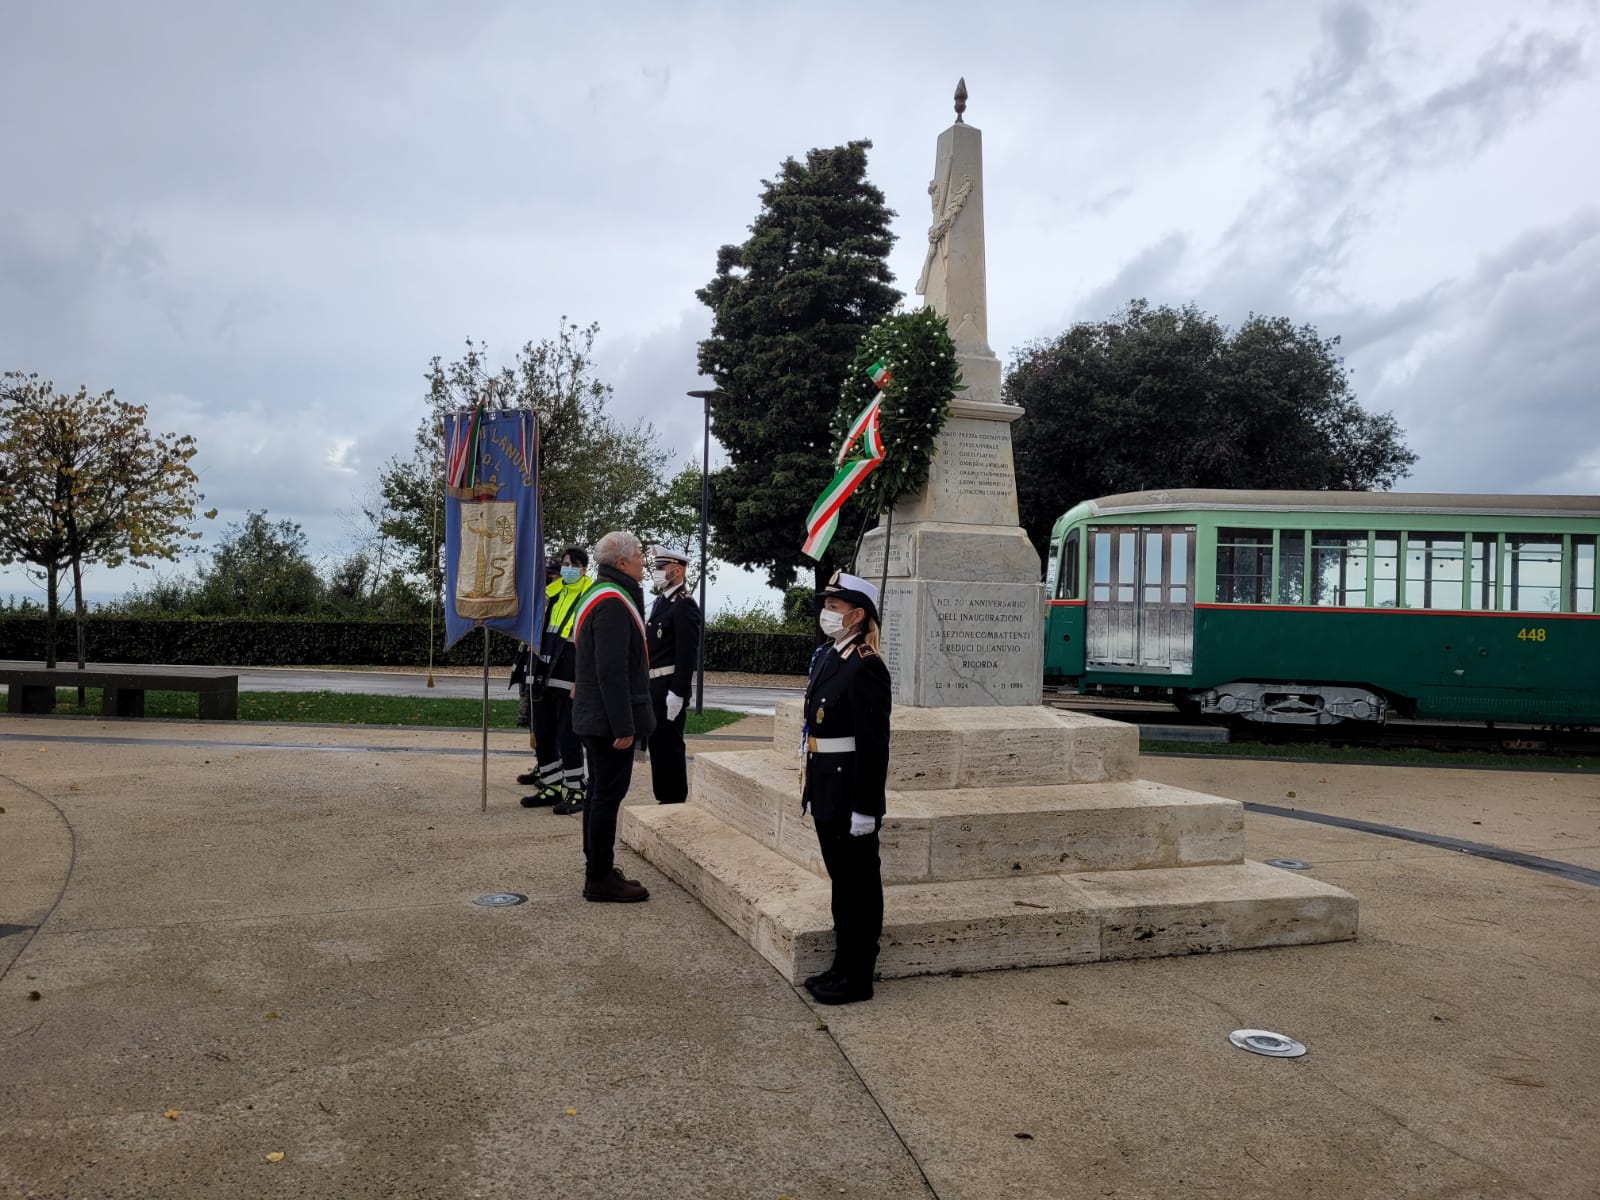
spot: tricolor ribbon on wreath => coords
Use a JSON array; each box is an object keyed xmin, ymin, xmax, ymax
[{"xmin": 801, "ymin": 361, "xmax": 892, "ymax": 561}]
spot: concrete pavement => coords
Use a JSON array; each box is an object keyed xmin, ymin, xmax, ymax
[{"xmin": 2, "ymin": 715, "xmax": 1597, "ymax": 1199}]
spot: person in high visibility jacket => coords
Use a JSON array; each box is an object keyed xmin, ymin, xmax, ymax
[{"xmin": 519, "ymin": 546, "xmax": 591, "ymax": 811}]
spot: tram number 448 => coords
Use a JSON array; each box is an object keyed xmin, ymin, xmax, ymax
[{"xmin": 1516, "ymin": 627, "xmax": 1548, "ymax": 642}]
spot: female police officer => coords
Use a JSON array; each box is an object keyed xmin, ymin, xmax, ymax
[{"xmin": 800, "ymin": 571, "xmax": 892, "ymax": 1005}]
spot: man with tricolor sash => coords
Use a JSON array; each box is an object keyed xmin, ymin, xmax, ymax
[{"xmin": 570, "ymin": 530, "xmax": 655, "ymax": 903}]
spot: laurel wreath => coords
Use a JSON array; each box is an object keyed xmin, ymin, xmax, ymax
[{"xmin": 830, "ymin": 308, "xmax": 962, "ymax": 515}]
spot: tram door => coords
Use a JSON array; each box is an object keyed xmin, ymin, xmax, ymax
[{"xmin": 1086, "ymin": 525, "xmax": 1195, "ymax": 672}]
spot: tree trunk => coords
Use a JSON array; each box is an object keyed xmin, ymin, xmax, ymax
[
  {"xmin": 44, "ymin": 564, "xmax": 59, "ymax": 669},
  {"xmin": 71, "ymin": 553, "xmax": 87, "ymax": 703}
]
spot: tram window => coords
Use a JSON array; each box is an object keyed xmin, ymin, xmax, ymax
[
  {"xmin": 1058, "ymin": 530, "xmax": 1081, "ymax": 600},
  {"xmin": 1574, "ymin": 536, "xmax": 1596, "ymax": 613},
  {"xmin": 1278, "ymin": 532, "xmax": 1306, "ymax": 605},
  {"xmin": 1170, "ymin": 533, "xmax": 1188, "ymax": 603},
  {"xmin": 1215, "ymin": 528, "xmax": 1272, "ymax": 604},
  {"xmin": 1117, "ymin": 531, "xmax": 1136, "ymax": 602},
  {"xmin": 1143, "ymin": 531, "xmax": 1164, "ymax": 602},
  {"xmin": 1091, "ymin": 531, "xmax": 1112, "ymax": 602},
  {"xmin": 1404, "ymin": 534, "xmax": 1465, "ymax": 610},
  {"xmin": 1469, "ymin": 535, "xmax": 1498, "ymax": 610},
  {"xmin": 1503, "ymin": 536, "xmax": 1562, "ymax": 613},
  {"xmin": 1311, "ymin": 532, "xmax": 1368, "ymax": 607},
  {"xmin": 1373, "ymin": 534, "xmax": 1399, "ymax": 606}
]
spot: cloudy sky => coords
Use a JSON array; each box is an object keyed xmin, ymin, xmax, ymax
[{"xmin": 2, "ymin": 0, "xmax": 1596, "ymax": 612}]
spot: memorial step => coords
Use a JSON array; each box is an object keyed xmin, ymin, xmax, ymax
[
  {"xmin": 693, "ymin": 750, "xmax": 1245, "ymax": 883},
  {"xmin": 621, "ymin": 803, "xmax": 1357, "ymax": 983}
]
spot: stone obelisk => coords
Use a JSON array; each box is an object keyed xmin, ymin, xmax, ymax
[
  {"xmin": 856, "ymin": 78, "xmax": 1042, "ymax": 709},
  {"xmin": 620, "ymin": 82, "xmax": 1357, "ymax": 984}
]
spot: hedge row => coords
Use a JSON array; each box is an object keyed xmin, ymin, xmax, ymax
[{"xmin": 0, "ymin": 618, "xmax": 815, "ymax": 676}]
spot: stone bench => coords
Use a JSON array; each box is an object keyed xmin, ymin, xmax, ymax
[{"xmin": 0, "ymin": 661, "xmax": 239, "ymax": 720}]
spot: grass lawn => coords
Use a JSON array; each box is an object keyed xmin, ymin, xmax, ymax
[
  {"xmin": 4, "ymin": 688, "xmax": 745, "ymax": 736},
  {"xmin": 1143, "ymin": 738, "xmax": 1597, "ymax": 773}
]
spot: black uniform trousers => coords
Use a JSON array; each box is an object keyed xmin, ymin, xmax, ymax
[
  {"xmin": 532, "ymin": 685, "xmax": 582, "ymax": 787},
  {"xmin": 580, "ymin": 735, "xmax": 635, "ymax": 881},
  {"xmin": 647, "ymin": 677, "xmax": 689, "ymax": 804},
  {"xmin": 813, "ymin": 812, "xmax": 883, "ymax": 979}
]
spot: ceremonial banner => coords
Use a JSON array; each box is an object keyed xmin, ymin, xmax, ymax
[{"xmin": 442, "ymin": 406, "xmax": 544, "ymax": 650}]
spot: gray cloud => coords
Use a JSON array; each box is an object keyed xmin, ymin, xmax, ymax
[{"xmin": 1, "ymin": 0, "xmax": 1595, "ymax": 610}]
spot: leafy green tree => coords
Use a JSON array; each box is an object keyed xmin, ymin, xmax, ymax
[
  {"xmin": 696, "ymin": 140, "xmax": 901, "ymax": 591},
  {"xmin": 0, "ymin": 372, "xmax": 210, "ymax": 667},
  {"xmin": 194, "ymin": 511, "xmax": 323, "ymax": 617},
  {"xmin": 378, "ymin": 320, "xmax": 672, "ymax": 606},
  {"xmin": 1008, "ymin": 300, "xmax": 1419, "ymax": 557}
]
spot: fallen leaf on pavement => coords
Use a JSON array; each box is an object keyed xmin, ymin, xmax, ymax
[
  {"xmin": 264, "ymin": 1152, "xmax": 285, "ymax": 1162},
  {"xmin": 565, "ymin": 1108, "xmax": 577, "ymax": 1116},
  {"xmin": 163, "ymin": 1110, "xmax": 180, "ymax": 1120}
]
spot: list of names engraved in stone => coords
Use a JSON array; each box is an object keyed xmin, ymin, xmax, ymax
[
  {"xmin": 879, "ymin": 584, "xmax": 915, "ymax": 690},
  {"xmin": 953, "ymin": 428, "xmax": 1012, "ymax": 499}
]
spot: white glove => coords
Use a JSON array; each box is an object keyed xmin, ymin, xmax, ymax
[
  {"xmin": 849, "ymin": 812, "xmax": 876, "ymax": 837},
  {"xmin": 665, "ymin": 691, "xmax": 684, "ymax": 721}
]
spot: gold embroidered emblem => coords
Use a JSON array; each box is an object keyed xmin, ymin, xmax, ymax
[{"xmin": 815, "ymin": 706, "xmax": 825, "ymax": 726}]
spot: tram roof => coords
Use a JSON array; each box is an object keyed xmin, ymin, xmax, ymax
[{"xmin": 1067, "ymin": 489, "xmax": 1600, "ymax": 520}]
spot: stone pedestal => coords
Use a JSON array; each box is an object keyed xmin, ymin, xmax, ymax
[
  {"xmin": 621, "ymin": 706, "xmax": 1357, "ymax": 983},
  {"xmin": 857, "ymin": 398, "xmax": 1043, "ymax": 708}
]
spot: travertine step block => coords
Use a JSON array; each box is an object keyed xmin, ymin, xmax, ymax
[
  {"xmin": 619, "ymin": 802, "xmax": 1357, "ymax": 982},
  {"xmin": 691, "ymin": 751, "xmax": 1243, "ymax": 883},
  {"xmin": 773, "ymin": 700, "xmax": 1137, "ymax": 789},
  {"xmin": 623, "ymin": 803, "xmax": 819, "ymax": 945}
]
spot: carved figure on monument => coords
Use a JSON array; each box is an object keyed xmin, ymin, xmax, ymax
[{"xmin": 915, "ymin": 170, "xmax": 974, "ymax": 300}]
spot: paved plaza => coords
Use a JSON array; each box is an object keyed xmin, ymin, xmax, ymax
[{"xmin": 2, "ymin": 715, "xmax": 1597, "ymax": 1199}]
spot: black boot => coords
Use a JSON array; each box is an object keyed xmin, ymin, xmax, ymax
[
  {"xmin": 808, "ymin": 973, "xmax": 874, "ymax": 1005},
  {"xmin": 583, "ymin": 868, "xmax": 649, "ymax": 903},
  {"xmin": 803, "ymin": 966, "xmax": 841, "ymax": 993}
]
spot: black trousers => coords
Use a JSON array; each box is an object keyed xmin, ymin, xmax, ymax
[
  {"xmin": 533, "ymin": 687, "xmax": 583, "ymax": 787},
  {"xmin": 647, "ymin": 677, "xmax": 689, "ymax": 804},
  {"xmin": 581, "ymin": 735, "xmax": 636, "ymax": 881},
  {"xmin": 813, "ymin": 812, "xmax": 883, "ymax": 979}
]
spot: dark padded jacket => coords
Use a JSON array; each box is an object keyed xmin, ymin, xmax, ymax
[{"xmin": 571, "ymin": 563, "xmax": 656, "ymax": 743}]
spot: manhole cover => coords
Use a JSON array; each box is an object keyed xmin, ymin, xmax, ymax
[
  {"xmin": 1229, "ymin": 1029, "xmax": 1307, "ymax": 1057},
  {"xmin": 1264, "ymin": 858, "xmax": 1312, "ymax": 870},
  {"xmin": 472, "ymin": 892, "xmax": 528, "ymax": 907}
]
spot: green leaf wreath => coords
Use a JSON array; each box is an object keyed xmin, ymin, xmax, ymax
[{"xmin": 830, "ymin": 307, "xmax": 962, "ymax": 516}]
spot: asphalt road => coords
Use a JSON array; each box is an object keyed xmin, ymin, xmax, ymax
[{"xmin": 234, "ymin": 667, "xmax": 799, "ymax": 715}]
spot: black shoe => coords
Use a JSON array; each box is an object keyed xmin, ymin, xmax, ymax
[
  {"xmin": 809, "ymin": 974, "xmax": 874, "ymax": 1005},
  {"xmin": 520, "ymin": 786, "xmax": 561, "ymax": 808},
  {"xmin": 803, "ymin": 967, "xmax": 841, "ymax": 992},
  {"xmin": 516, "ymin": 769, "xmax": 542, "ymax": 786},
  {"xmin": 583, "ymin": 868, "xmax": 648, "ymax": 903},
  {"xmin": 551, "ymin": 789, "xmax": 585, "ymax": 815}
]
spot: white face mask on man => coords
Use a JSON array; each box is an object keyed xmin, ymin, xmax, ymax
[{"xmin": 650, "ymin": 568, "xmax": 669, "ymax": 592}]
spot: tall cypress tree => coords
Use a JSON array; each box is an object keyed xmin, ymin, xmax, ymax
[{"xmin": 697, "ymin": 140, "xmax": 901, "ymax": 591}]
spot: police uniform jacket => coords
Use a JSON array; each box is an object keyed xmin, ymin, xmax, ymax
[
  {"xmin": 801, "ymin": 634, "xmax": 892, "ymax": 823},
  {"xmin": 646, "ymin": 584, "xmax": 702, "ymax": 701}
]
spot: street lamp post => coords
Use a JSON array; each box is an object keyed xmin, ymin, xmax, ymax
[{"xmin": 686, "ymin": 389, "xmax": 722, "ymax": 716}]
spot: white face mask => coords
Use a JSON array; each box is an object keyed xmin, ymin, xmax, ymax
[
  {"xmin": 650, "ymin": 569, "xmax": 669, "ymax": 592},
  {"xmin": 818, "ymin": 609, "xmax": 847, "ymax": 638}
]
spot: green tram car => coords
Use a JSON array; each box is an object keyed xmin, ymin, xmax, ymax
[{"xmin": 1042, "ymin": 491, "xmax": 1600, "ymax": 726}]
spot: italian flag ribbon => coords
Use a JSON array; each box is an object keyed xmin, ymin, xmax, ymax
[
  {"xmin": 802, "ymin": 396, "xmax": 886, "ymax": 561},
  {"xmin": 445, "ymin": 400, "xmax": 485, "ymax": 489},
  {"xmin": 571, "ymin": 583, "xmax": 649, "ymax": 648}
]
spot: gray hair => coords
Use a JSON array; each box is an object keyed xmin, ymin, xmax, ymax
[{"xmin": 594, "ymin": 530, "xmax": 642, "ymax": 568}]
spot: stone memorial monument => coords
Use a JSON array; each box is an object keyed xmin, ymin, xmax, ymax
[{"xmin": 621, "ymin": 83, "xmax": 1356, "ymax": 982}]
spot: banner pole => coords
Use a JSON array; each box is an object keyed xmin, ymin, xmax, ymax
[{"xmin": 481, "ymin": 626, "xmax": 490, "ymax": 814}]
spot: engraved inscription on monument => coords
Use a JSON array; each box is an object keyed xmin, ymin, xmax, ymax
[
  {"xmin": 855, "ymin": 533, "xmax": 914, "ymax": 579},
  {"xmin": 927, "ymin": 590, "xmax": 1036, "ymax": 700},
  {"xmin": 953, "ymin": 427, "xmax": 1011, "ymax": 499}
]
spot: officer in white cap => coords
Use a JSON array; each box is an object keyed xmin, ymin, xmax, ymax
[
  {"xmin": 800, "ymin": 569, "xmax": 891, "ymax": 1005},
  {"xmin": 644, "ymin": 548, "xmax": 702, "ymax": 804}
]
